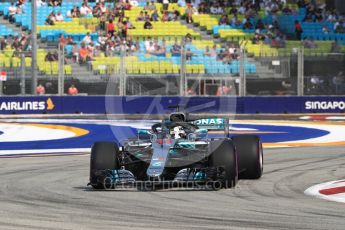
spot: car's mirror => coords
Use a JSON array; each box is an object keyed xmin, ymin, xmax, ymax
[
  {"xmin": 137, "ymin": 129, "xmax": 152, "ymax": 140},
  {"xmin": 195, "ymin": 128, "xmax": 208, "ymax": 138}
]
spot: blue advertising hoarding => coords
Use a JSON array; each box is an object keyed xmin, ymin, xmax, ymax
[{"xmin": 0, "ymin": 96, "xmax": 344, "ymax": 114}]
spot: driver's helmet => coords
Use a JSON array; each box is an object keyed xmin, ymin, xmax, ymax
[{"xmin": 172, "ymin": 126, "xmax": 185, "ymax": 139}]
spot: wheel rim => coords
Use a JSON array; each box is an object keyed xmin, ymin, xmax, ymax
[{"xmin": 259, "ymin": 141, "xmax": 263, "ymax": 172}]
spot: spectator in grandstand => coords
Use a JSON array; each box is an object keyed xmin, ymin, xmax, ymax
[
  {"xmin": 171, "ymin": 41, "xmax": 181, "ymax": 55},
  {"xmin": 295, "ymin": 20, "xmax": 303, "ymax": 40},
  {"xmin": 79, "ymin": 43, "xmax": 90, "ymax": 63},
  {"xmin": 303, "ymin": 12, "xmax": 313, "ymax": 22},
  {"xmin": 327, "ymin": 11, "xmax": 337, "ymax": 23},
  {"xmin": 186, "ymin": 48, "xmax": 193, "ymax": 61},
  {"xmin": 36, "ymin": 84, "xmax": 46, "ymax": 95},
  {"xmin": 150, "ymin": 44, "xmax": 166, "ymax": 56},
  {"xmin": 219, "ymin": 15, "xmax": 229, "ymax": 25},
  {"xmin": 148, "ymin": 1, "xmax": 157, "ymax": 11},
  {"xmin": 282, "ymin": 5, "xmax": 293, "ymax": 15},
  {"xmin": 272, "ymin": 33, "xmax": 286, "ymax": 48},
  {"xmin": 59, "ymin": 34, "xmax": 68, "ymax": 48},
  {"xmin": 297, "ymin": 0, "xmax": 306, "ymax": 8},
  {"xmin": 334, "ymin": 20, "xmax": 345, "ymax": 33},
  {"xmin": 124, "ymin": 17, "xmax": 135, "ymax": 29},
  {"xmin": 204, "ymin": 46, "xmax": 212, "ymax": 56},
  {"xmin": 255, "ymin": 19, "xmax": 265, "ymax": 30},
  {"xmin": 198, "ymin": 3, "xmax": 207, "ymax": 14},
  {"xmin": 322, "ymin": 26, "xmax": 329, "ymax": 34},
  {"xmin": 93, "ymin": 44, "xmax": 102, "ymax": 57},
  {"xmin": 16, "ymin": 0, "xmax": 25, "ymax": 7},
  {"xmin": 243, "ymin": 18, "xmax": 253, "ymax": 30},
  {"xmin": 48, "ymin": 0, "xmax": 61, "ymax": 7},
  {"xmin": 87, "ymin": 42, "xmax": 96, "ymax": 59},
  {"xmin": 230, "ymin": 15, "xmax": 241, "ymax": 27},
  {"xmin": 82, "ymin": 32, "xmax": 92, "ymax": 45},
  {"xmin": 5, "ymin": 35, "xmax": 14, "ymax": 47},
  {"xmin": 125, "ymin": 37, "xmax": 138, "ymax": 54},
  {"xmin": 228, "ymin": 44, "xmax": 238, "ymax": 60},
  {"xmin": 185, "ymin": 3, "xmax": 195, "ymax": 24},
  {"xmin": 303, "ymin": 38, "xmax": 317, "ymax": 49},
  {"xmin": 144, "ymin": 19, "xmax": 153, "ymax": 29},
  {"xmin": 119, "ymin": 19, "xmax": 128, "ymax": 38},
  {"xmin": 45, "ymin": 12, "xmax": 56, "ymax": 25},
  {"xmin": 11, "ymin": 36, "xmax": 21, "ymax": 51},
  {"xmin": 151, "ymin": 10, "xmax": 159, "ymax": 21},
  {"xmin": 36, "ymin": 0, "xmax": 46, "ymax": 8},
  {"xmin": 66, "ymin": 35, "xmax": 75, "ymax": 45},
  {"xmin": 143, "ymin": 2, "xmax": 150, "ymax": 11},
  {"xmin": 187, "ymin": 87, "xmax": 197, "ymax": 96},
  {"xmin": 210, "ymin": 45, "xmax": 217, "ymax": 57},
  {"xmin": 184, "ymin": 33, "xmax": 193, "ymax": 43},
  {"xmin": 330, "ymin": 41, "xmax": 341, "ymax": 53},
  {"xmin": 170, "ymin": 8, "xmax": 180, "ymax": 21},
  {"xmin": 163, "ymin": 0, "xmax": 169, "ymax": 11},
  {"xmin": 67, "ymin": 6, "xmax": 81, "ymax": 18},
  {"xmin": 146, "ymin": 41, "xmax": 155, "ymax": 53},
  {"xmin": 162, "ymin": 11, "xmax": 169, "ymax": 22},
  {"xmin": 45, "ymin": 51, "xmax": 57, "ymax": 62},
  {"xmin": 56, "ymin": 11, "xmax": 64, "ymax": 22},
  {"xmin": 92, "ymin": 2, "xmax": 101, "ymax": 17},
  {"xmin": 0, "ymin": 37, "xmax": 6, "ymax": 50},
  {"xmin": 216, "ymin": 85, "xmax": 232, "ymax": 96},
  {"xmin": 97, "ymin": 32, "xmax": 107, "ymax": 48},
  {"xmin": 80, "ymin": 2, "xmax": 93, "ymax": 17},
  {"xmin": 144, "ymin": 37, "xmax": 153, "ymax": 50},
  {"xmin": 137, "ymin": 11, "xmax": 146, "ymax": 21},
  {"xmin": 107, "ymin": 19, "xmax": 115, "ymax": 37},
  {"xmin": 8, "ymin": 3, "xmax": 17, "ymax": 23},
  {"xmin": 68, "ymin": 84, "xmax": 79, "ymax": 96},
  {"xmin": 332, "ymin": 72, "xmax": 345, "ymax": 94},
  {"xmin": 314, "ymin": 10, "xmax": 323, "ymax": 22},
  {"xmin": 124, "ymin": 0, "xmax": 132, "ymax": 10},
  {"xmin": 72, "ymin": 44, "xmax": 79, "ymax": 63}
]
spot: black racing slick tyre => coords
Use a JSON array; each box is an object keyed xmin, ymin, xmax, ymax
[
  {"xmin": 90, "ymin": 142, "xmax": 119, "ymax": 189},
  {"xmin": 232, "ymin": 135, "xmax": 263, "ymax": 179},
  {"xmin": 209, "ymin": 139, "xmax": 238, "ymax": 188}
]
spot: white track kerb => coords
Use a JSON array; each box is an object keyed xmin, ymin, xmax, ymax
[{"xmin": 305, "ymin": 180, "xmax": 345, "ymax": 204}]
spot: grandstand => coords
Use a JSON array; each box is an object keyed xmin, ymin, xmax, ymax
[{"xmin": 0, "ymin": 0, "xmax": 344, "ymax": 96}]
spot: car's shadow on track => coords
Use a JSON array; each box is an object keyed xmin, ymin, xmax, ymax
[{"xmin": 74, "ymin": 186, "xmax": 220, "ymax": 192}]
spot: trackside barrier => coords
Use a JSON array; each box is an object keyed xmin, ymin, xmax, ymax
[{"xmin": 0, "ymin": 96, "xmax": 345, "ymax": 114}]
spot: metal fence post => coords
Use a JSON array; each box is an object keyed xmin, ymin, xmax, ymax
[
  {"xmin": 119, "ymin": 44, "xmax": 126, "ymax": 96},
  {"xmin": 297, "ymin": 47, "xmax": 304, "ymax": 96},
  {"xmin": 58, "ymin": 45, "xmax": 65, "ymax": 95},
  {"xmin": 31, "ymin": 0, "xmax": 38, "ymax": 95},
  {"xmin": 20, "ymin": 52, "xmax": 25, "ymax": 95},
  {"xmin": 239, "ymin": 47, "xmax": 246, "ymax": 96},
  {"xmin": 180, "ymin": 40, "xmax": 186, "ymax": 96}
]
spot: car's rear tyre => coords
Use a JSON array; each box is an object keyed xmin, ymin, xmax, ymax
[
  {"xmin": 232, "ymin": 135, "xmax": 263, "ymax": 179},
  {"xmin": 209, "ymin": 139, "xmax": 238, "ymax": 188},
  {"xmin": 90, "ymin": 142, "xmax": 119, "ymax": 189}
]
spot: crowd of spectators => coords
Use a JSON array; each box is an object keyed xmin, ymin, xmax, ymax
[{"xmin": 0, "ymin": 31, "xmax": 31, "ymax": 55}]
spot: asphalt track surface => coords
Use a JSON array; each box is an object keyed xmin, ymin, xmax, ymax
[{"xmin": 1, "ymin": 146, "xmax": 345, "ymax": 230}]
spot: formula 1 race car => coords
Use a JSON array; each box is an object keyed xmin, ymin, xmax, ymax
[{"xmin": 88, "ymin": 110, "xmax": 263, "ymax": 190}]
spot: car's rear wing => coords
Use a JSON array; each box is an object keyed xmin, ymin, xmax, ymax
[{"xmin": 191, "ymin": 118, "xmax": 229, "ymax": 137}]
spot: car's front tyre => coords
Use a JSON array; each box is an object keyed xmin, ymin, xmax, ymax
[
  {"xmin": 232, "ymin": 135, "xmax": 263, "ymax": 179},
  {"xmin": 90, "ymin": 142, "xmax": 119, "ymax": 189},
  {"xmin": 209, "ymin": 139, "xmax": 238, "ymax": 188}
]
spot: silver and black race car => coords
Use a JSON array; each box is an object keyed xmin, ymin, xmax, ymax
[{"xmin": 88, "ymin": 110, "xmax": 263, "ymax": 190}]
